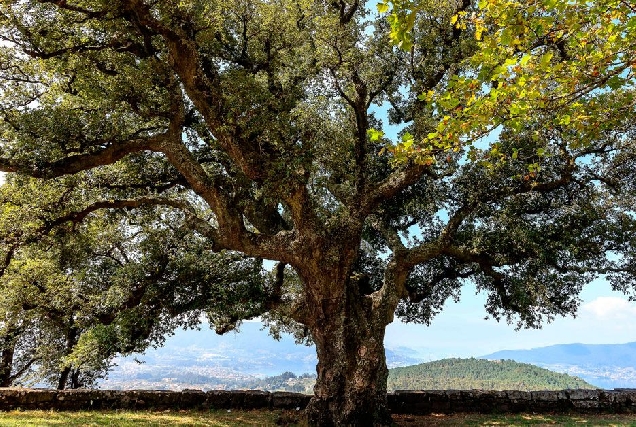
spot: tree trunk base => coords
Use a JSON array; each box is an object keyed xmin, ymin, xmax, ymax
[{"xmin": 304, "ymin": 394, "xmax": 393, "ymax": 427}]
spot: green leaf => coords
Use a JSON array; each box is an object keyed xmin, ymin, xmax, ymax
[
  {"xmin": 607, "ymin": 75, "xmax": 624, "ymax": 90},
  {"xmin": 402, "ymin": 132, "xmax": 414, "ymax": 148},
  {"xmin": 376, "ymin": 2, "xmax": 389, "ymax": 14},
  {"xmin": 500, "ymin": 28, "xmax": 512, "ymax": 46},
  {"xmin": 520, "ymin": 54, "xmax": 532, "ymax": 66},
  {"xmin": 540, "ymin": 51, "xmax": 554, "ymax": 68},
  {"xmin": 367, "ymin": 128, "xmax": 384, "ymax": 141}
]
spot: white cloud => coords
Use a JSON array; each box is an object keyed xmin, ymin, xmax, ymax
[{"xmin": 581, "ymin": 296, "xmax": 636, "ymax": 320}]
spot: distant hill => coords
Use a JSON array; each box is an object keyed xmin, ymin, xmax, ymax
[
  {"xmin": 387, "ymin": 358, "xmax": 597, "ymax": 391},
  {"xmin": 481, "ymin": 342, "xmax": 636, "ymax": 367},
  {"xmin": 480, "ymin": 343, "xmax": 636, "ymax": 389}
]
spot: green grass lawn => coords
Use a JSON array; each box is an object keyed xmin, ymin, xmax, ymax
[
  {"xmin": 0, "ymin": 410, "xmax": 635, "ymax": 426},
  {"xmin": 0, "ymin": 409, "xmax": 289, "ymax": 426},
  {"xmin": 395, "ymin": 413, "xmax": 636, "ymax": 426}
]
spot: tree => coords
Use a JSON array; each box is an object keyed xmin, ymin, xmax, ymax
[
  {"xmin": 0, "ymin": 175, "xmax": 267, "ymax": 389},
  {"xmin": 0, "ymin": 1, "xmax": 634, "ymax": 425}
]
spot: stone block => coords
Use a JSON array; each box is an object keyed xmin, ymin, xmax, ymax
[
  {"xmin": 390, "ymin": 390, "xmax": 449, "ymax": 415},
  {"xmin": 237, "ymin": 390, "xmax": 271, "ymax": 409},
  {"xmin": 205, "ymin": 390, "xmax": 240, "ymax": 409},
  {"xmin": 506, "ymin": 390, "xmax": 532, "ymax": 401},
  {"xmin": 567, "ymin": 389, "xmax": 600, "ymax": 401},
  {"xmin": 531, "ymin": 391, "xmax": 559, "ymax": 401},
  {"xmin": 271, "ymin": 391, "xmax": 310, "ymax": 409}
]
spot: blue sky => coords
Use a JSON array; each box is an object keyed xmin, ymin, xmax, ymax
[{"xmin": 384, "ymin": 278, "xmax": 636, "ymax": 359}]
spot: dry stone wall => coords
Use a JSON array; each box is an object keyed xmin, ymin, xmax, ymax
[
  {"xmin": 0, "ymin": 388, "xmax": 310, "ymax": 411},
  {"xmin": 388, "ymin": 389, "xmax": 636, "ymax": 414},
  {"xmin": 1, "ymin": 388, "xmax": 636, "ymax": 414}
]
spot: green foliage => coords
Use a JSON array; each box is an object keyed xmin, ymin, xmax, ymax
[
  {"xmin": 388, "ymin": 358, "xmax": 596, "ymax": 391},
  {"xmin": 0, "ymin": 1, "xmax": 634, "ymax": 420},
  {"xmin": 229, "ymin": 358, "xmax": 595, "ymax": 394},
  {"xmin": 378, "ymin": 0, "xmax": 636, "ymax": 166},
  {"xmin": 0, "ymin": 175, "xmax": 270, "ymax": 388}
]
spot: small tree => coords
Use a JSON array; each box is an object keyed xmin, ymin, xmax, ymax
[{"xmin": 0, "ymin": 1, "xmax": 634, "ymax": 424}]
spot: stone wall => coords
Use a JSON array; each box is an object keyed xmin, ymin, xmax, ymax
[
  {"xmin": 389, "ymin": 389, "xmax": 636, "ymax": 414},
  {"xmin": 1, "ymin": 388, "xmax": 636, "ymax": 414},
  {"xmin": 0, "ymin": 388, "xmax": 310, "ymax": 411}
]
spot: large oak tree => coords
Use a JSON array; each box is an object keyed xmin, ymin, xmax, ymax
[{"xmin": 0, "ymin": 0, "xmax": 635, "ymax": 425}]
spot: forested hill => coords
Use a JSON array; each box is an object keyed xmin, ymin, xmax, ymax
[{"xmin": 387, "ymin": 358, "xmax": 597, "ymax": 392}]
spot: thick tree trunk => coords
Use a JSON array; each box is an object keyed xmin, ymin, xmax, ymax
[
  {"xmin": 70, "ymin": 368, "xmax": 82, "ymax": 389},
  {"xmin": 57, "ymin": 366, "xmax": 70, "ymax": 390},
  {"xmin": 57, "ymin": 325, "xmax": 79, "ymax": 390},
  {"xmin": 0, "ymin": 346, "xmax": 14, "ymax": 387},
  {"xmin": 303, "ymin": 277, "xmax": 394, "ymax": 426}
]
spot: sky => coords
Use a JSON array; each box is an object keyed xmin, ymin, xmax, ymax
[{"xmin": 383, "ymin": 278, "xmax": 636, "ymax": 360}]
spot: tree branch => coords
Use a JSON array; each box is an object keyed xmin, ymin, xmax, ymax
[
  {"xmin": 37, "ymin": 0, "xmax": 108, "ymax": 20},
  {"xmin": 360, "ymin": 163, "xmax": 434, "ymax": 216},
  {"xmin": 0, "ymin": 136, "xmax": 166, "ymax": 179},
  {"xmin": 443, "ymin": 245, "xmax": 521, "ymax": 312}
]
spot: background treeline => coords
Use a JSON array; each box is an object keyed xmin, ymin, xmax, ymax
[{"xmin": 387, "ymin": 358, "xmax": 596, "ymax": 392}]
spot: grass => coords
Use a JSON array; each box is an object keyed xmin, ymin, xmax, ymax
[
  {"xmin": 0, "ymin": 410, "xmax": 635, "ymax": 426},
  {"xmin": 395, "ymin": 413, "xmax": 636, "ymax": 426},
  {"xmin": 0, "ymin": 409, "xmax": 291, "ymax": 426}
]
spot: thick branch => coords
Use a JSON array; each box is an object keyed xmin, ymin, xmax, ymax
[
  {"xmin": 368, "ymin": 215, "xmax": 405, "ymax": 253},
  {"xmin": 46, "ymin": 196, "xmax": 195, "ymax": 228},
  {"xmin": 37, "ymin": 0, "xmax": 108, "ymax": 19},
  {"xmin": 9, "ymin": 356, "xmax": 40, "ymax": 384},
  {"xmin": 0, "ymin": 136, "xmax": 165, "ymax": 179},
  {"xmin": 335, "ymin": 0, "xmax": 360, "ymax": 24},
  {"xmin": 263, "ymin": 262, "xmax": 286, "ymax": 311},
  {"xmin": 371, "ymin": 251, "xmax": 410, "ymax": 324},
  {"xmin": 360, "ymin": 163, "xmax": 433, "ymax": 216},
  {"xmin": 443, "ymin": 245, "xmax": 521, "ymax": 311},
  {"xmin": 372, "ymin": 197, "xmax": 478, "ymax": 312}
]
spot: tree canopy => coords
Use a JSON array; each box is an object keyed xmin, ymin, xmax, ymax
[
  {"xmin": 379, "ymin": 0, "xmax": 636, "ymax": 165},
  {"xmin": 0, "ymin": 0, "xmax": 634, "ymax": 425}
]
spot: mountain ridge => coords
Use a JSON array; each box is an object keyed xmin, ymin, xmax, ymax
[
  {"xmin": 480, "ymin": 342, "xmax": 636, "ymax": 389},
  {"xmin": 481, "ymin": 342, "xmax": 636, "ymax": 367}
]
